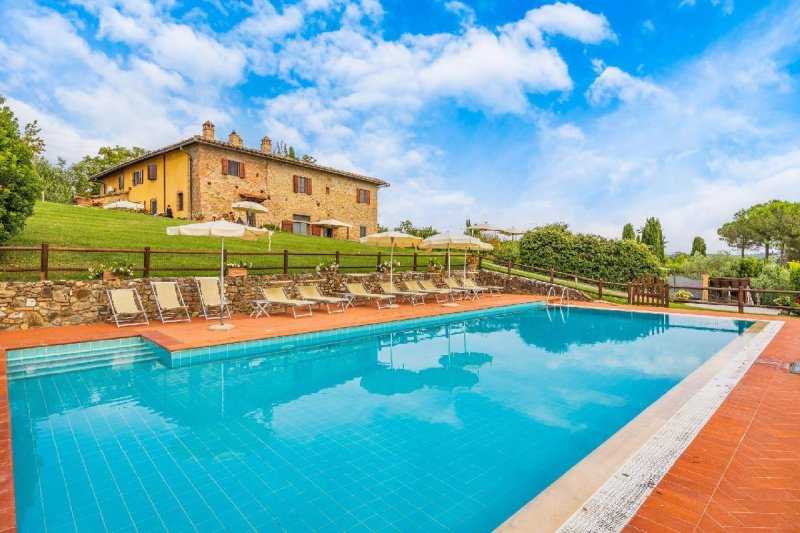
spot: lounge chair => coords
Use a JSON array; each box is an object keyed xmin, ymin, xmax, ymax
[
  {"xmin": 261, "ymin": 287, "xmax": 313, "ymax": 318},
  {"xmin": 445, "ymin": 277, "xmax": 481, "ymax": 300},
  {"xmin": 297, "ymin": 285, "xmax": 348, "ymax": 314},
  {"xmin": 414, "ymin": 279, "xmax": 452, "ymax": 303},
  {"xmin": 461, "ymin": 277, "xmax": 502, "ymax": 297},
  {"xmin": 195, "ymin": 276, "xmax": 232, "ymax": 320},
  {"xmin": 344, "ymin": 283, "xmax": 396, "ymax": 310},
  {"xmin": 379, "ymin": 281, "xmax": 426, "ymax": 306},
  {"xmin": 105, "ymin": 288, "xmax": 149, "ymax": 328},
  {"xmin": 150, "ymin": 281, "xmax": 191, "ymax": 323}
]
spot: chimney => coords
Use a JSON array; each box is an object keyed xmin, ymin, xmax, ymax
[
  {"xmin": 261, "ymin": 136, "xmax": 272, "ymax": 153},
  {"xmin": 228, "ymin": 130, "xmax": 243, "ymax": 147},
  {"xmin": 202, "ymin": 120, "xmax": 215, "ymax": 141}
]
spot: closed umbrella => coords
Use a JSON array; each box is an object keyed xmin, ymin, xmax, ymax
[
  {"xmin": 359, "ymin": 231, "xmax": 422, "ymax": 287},
  {"xmin": 167, "ymin": 220, "xmax": 266, "ymax": 331},
  {"xmin": 103, "ymin": 200, "xmax": 144, "ymax": 211}
]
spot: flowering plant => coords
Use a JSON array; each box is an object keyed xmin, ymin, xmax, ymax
[
  {"xmin": 377, "ymin": 260, "xmax": 401, "ymax": 273},
  {"xmin": 316, "ymin": 260, "xmax": 339, "ymax": 273},
  {"xmin": 426, "ymin": 259, "xmax": 443, "ymax": 272},
  {"xmin": 225, "ymin": 260, "xmax": 253, "ymax": 269},
  {"xmin": 88, "ymin": 261, "xmax": 135, "ymax": 279},
  {"xmin": 672, "ymin": 290, "xmax": 693, "ymax": 301}
]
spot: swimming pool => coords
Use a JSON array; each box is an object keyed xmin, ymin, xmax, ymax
[{"xmin": 9, "ymin": 306, "xmax": 752, "ymax": 531}]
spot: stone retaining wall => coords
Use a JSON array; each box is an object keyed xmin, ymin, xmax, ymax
[
  {"xmin": 0, "ymin": 271, "xmax": 590, "ymax": 331},
  {"xmin": 475, "ymin": 271, "xmax": 591, "ymax": 302}
]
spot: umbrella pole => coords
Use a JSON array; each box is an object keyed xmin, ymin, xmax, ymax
[
  {"xmin": 219, "ymin": 236, "xmax": 225, "ymax": 326},
  {"xmin": 464, "ymin": 248, "xmax": 467, "ymax": 278},
  {"xmin": 390, "ymin": 239, "xmax": 394, "ymax": 286}
]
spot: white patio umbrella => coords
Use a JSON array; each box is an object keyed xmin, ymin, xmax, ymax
[
  {"xmin": 359, "ymin": 231, "xmax": 422, "ymax": 287},
  {"xmin": 167, "ymin": 220, "xmax": 266, "ymax": 331},
  {"xmin": 232, "ymin": 201, "xmax": 269, "ymax": 248},
  {"xmin": 503, "ymin": 226, "xmax": 526, "ymax": 241},
  {"xmin": 316, "ymin": 219, "xmax": 354, "ymax": 240},
  {"xmin": 421, "ymin": 232, "xmax": 486, "ymax": 278},
  {"xmin": 103, "ymin": 200, "xmax": 143, "ymax": 211}
]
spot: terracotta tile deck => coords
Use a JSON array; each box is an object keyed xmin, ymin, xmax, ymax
[{"xmin": 1, "ymin": 297, "xmax": 798, "ymax": 532}]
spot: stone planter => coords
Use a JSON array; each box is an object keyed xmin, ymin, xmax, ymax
[
  {"xmin": 102, "ymin": 269, "xmax": 119, "ymax": 282},
  {"xmin": 318, "ymin": 269, "xmax": 338, "ymax": 276},
  {"xmin": 226, "ymin": 268, "xmax": 248, "ymax": 277}
]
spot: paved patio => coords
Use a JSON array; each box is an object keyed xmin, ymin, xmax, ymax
[{"xmin": 0, "ymin": 298, "xmax": 798, "ymax": 532}]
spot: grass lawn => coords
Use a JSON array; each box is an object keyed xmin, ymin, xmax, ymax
[{"xmin": 2, "ymin": 202, "xmax": 458, "ymax": 280}]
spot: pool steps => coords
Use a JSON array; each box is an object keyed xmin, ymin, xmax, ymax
[{"xmin": 6, "ymin": 338, "xmax": 160, "ymax": 380}]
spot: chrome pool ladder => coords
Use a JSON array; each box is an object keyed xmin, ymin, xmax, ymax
[{"xmin": 546, "ymin": 286, "xmax": 569, "ymax": 307}]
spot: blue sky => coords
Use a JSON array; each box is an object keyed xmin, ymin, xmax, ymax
[{"xmin": 1, "ymin": 0, "xmax": 799, "ymax": 252}]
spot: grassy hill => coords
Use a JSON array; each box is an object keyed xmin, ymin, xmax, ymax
[{"xmin": 2, "ymin": 202, "xmax": 456, "ymax": 280}]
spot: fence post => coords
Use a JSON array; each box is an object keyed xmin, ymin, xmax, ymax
[
  {"xmin": 283, "ymin": 249, "xmax": 289, "ymax": 274},
  {"xmin": 40, "ymin": 243, "xmax": 49, "ymax": 281},
  {"xmin": 737, "ymin": 286, "xmax": 744, "ymax": 314},
  {"xmin": 506, "ymin": 261, "xmax": 511, "ymax": 274},
  {"xmin": 143, "ymin": 246, "xmax": 151, "ymax": 278},
  {"xmin": 664, "ymin": 283, "xmax": 670, "ymax": 308},
  {"xmin": 335, "ymin": 250, "xmax": 340, "ymax": 266},
  {"xmin": 413, "ymin": 252, "xmax": 418, "ymax": 272},
  {"xmin": 597, "ymin": 280, "xmax": 603, "ymax": 300},
  {"xmin": 627, "ymin": 284, "xmax": 633, "ymax": 305},
  {"xmin": 478, "ymin": 255, "xmax": 483, "ymax": 270},
  {"xmin": 377, "ymin": 252, "xmax": 382, "ymax": 269},
  {"xmin": 549, "ymin": 268, "xmax": 554, "ymax": 283}
]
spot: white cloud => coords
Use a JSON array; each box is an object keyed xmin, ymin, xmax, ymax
[
  {"xmin": 443, "ymin": 1, "xmax": 476, "ymax": 28},
  {"xmin": 585, "ymin": 66, "xmax": 668, "ymax": 106},
  {"xmin": 679, "ymin": 0, "xmax": 735, "ymax": 15}
]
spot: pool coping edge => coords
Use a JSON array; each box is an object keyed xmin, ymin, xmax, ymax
[{"xmin": 497, "ymin": 315, "xmax": 782, "ymax": 533}]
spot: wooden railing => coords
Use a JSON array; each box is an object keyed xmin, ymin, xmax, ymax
[
  {"xmin": 482, "ymin": 257, "xmax": 800, "ymax": 315},
  {"xmin": 0, "ymin": 244, "xmax": 463, "ymax": 281}
]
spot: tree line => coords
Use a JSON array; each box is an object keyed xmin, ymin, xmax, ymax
[{"xmin": 717, "ymin": 200, "xmax": 800, "ymax": 263}]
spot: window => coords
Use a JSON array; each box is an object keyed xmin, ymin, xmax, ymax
[
  {"xmin": 150, "ymin": 199, "xmax": 158, "ymax": 215},
  {"xmin": 293, "ymin": 214, "xmax": 311, "ymax": 235},
  {"xmin": 360, "ymin": 226, "xmax": 367, "ymax": 238},
  {"xmin": 325, "ymin": 186, "xmax": 330, "ymax": 195},
  {"xmin": 356, "ymin": 188, "xmax": 370, "ymax": 204},
  {"xmin": 176, "ymin": 192, "xmax": 184, "ymax": 211},
  {"xmin": 147, "ymin": 164, "xmax": 157, "ymax": 181},
  {"xmin": 132, "ymin": 170, "xmax": 143, "ymax": 186},
  {"xmin": 293, "ymin": 175, "xmax": 312, "ymax": 195},
  {"xmin": 221, "ymin": 158, "xmax": 245, "ymax": 177},
  {"xmin": 118, "ymin": 174, "xmax": 124, "ymax": 190}
]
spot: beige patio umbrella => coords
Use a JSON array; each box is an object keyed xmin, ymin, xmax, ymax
[
  {"xmin": 315, "ymin": 219, "xmax": 354, "ymax": 239},
  {"xmin": 167, "ymin": 220, "xmax": 266, "ymax": 331},
  {"xmin": 502, "ymin": 226, "xmax": 526, "ymax": 241},
  {"xmin": 421, "ymin": 232, "xmax": 486, "ymax": 277},
  {"xmin": 232, "ymin": 201, "xmax": 270, "ymax": 250},
  {"xmin": 360, "ymin": 231, "xmax": 422, "ymax": 288},
  {"xmin": 103, "ymin": 200, "xmax": 144, "ymax": 211}
]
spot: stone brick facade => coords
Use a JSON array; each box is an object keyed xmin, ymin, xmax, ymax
[
  {"xmin": 0, "ymin": 273, "xmax": 589, "ymax": 331},
  {"xmin": 90, "ymin": 123, "xmax": 387, "ymax": 241}
]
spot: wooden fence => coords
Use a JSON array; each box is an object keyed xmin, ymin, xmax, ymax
[
  {"xmin": 487, "ymin": 258, "xmax": 800, "ymax": 315},
  {"xmin": 0, "ymin": 244, "xmax": 464, "ymax": 281}
]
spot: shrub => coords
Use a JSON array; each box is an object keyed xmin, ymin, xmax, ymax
[
  {"xmin": 492, "ymin": 241, "xmax": 520, "ymax": 265},
  {"xmin": 518, "ymin": 224, "xmax": 662, "ymax": 284},
  {"xmin": 736, "ymin": 257, "xmax": 764, "ymax": 278},
  {"xmin": 751, "ymin": 264, "xmax": 793, "ymax": 305},
  {"xmin": 789, "ymin": 262, "xmax": 800, "ymax": 291},
  {"xmin": 678, "ymin": 253, "xmax": 740, "ymax": 279}
]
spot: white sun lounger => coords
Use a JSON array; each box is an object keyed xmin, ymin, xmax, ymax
[
  {"xmin": 261, "ymin": 287, "xmax": 314, "ymax": 318},
  {"xmin": 194, "ymin": 277, "xmax": 232, "ymax": 320},
  {"xmin": 416, "ymin": 279, "xmax": 456, "ymax": 303},
  {"xmin": 379, "ymin": 281, "xmax": 426, "ymax": 306},
  {"xmin": 150, "ymin": 281, "xmax": 191, "ymax": 323},
  {"xmin": 105, "ymin": 288, "xmax": 149, "ymax": 328},
  {"xmin": 344, "ymin": 283, "xmax": 396, "ymax": 310},
  {"xmin": 461, "ymin": 277, "xmax": 502, "ymax": 297},
  {"xmin": 297, "ymin": 285, "xmax": 348, "ymax": 314},
  {"xmin": 445, "ymin": 277, "xmax": 480, "ymax": 300}
]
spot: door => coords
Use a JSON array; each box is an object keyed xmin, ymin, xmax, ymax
[{"xmin": 293, "ymin": 214, "xmax": 311, "ymax": 235}]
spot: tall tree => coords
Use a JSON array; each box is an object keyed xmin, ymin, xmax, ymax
[
  {"xmin": 622, "ymin": 223, "xmax": 636, "ymax": 240},
  {"xmin": 0, "ymin": 95, "xmax": 39, "ymax": 244},
  {"xmin": 71, "ymin": 145, "xmax": 147, "ymax": 196},
  {"xmin": 690, "ymin": 236, "xmax": 707, "ymax": 256},
  {"xmin": 36, "ymin": 157, "xmax": 76, "ymax": 204},
  {"xmin": 640, "ymin": 217, "xmax": 665, "ymax": 262},
  {"xmin": 744, "ymin": 201, "xmax": 782, "ymax": 261},
  {"xmin": 717, "ymin": 212, "xmax": 757, "ymax": 258}
]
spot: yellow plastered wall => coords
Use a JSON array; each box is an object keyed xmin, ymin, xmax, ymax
[{"xmin": 100, "ymin": 152, "xmax": 189, "ymax": 217}]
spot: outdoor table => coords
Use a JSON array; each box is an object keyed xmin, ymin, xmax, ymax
[{"xmin": 250, "ymin": 300, "xmax": 271, "ymax": 318}]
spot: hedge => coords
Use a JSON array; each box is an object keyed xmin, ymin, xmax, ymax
[{"xmin": 518, "ymin": 224, "xmax": 663, "ymax": 284}]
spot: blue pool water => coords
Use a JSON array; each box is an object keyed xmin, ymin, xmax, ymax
[{"xmin": 9, "ymin": 306, "xmax": 751, "ymax": 532}]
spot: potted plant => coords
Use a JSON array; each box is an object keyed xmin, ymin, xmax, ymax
[
  {"xmin": 672, "ymin": 289, "xmax": 693, "ymax": 302},
  {"xmin": 377, "ymin": 260, "xmax": 401, "ymax": 274},
  {"xmin": 225, "ymin": 260, "xmax": 252, "ymax": 277},
  {"xmin": 427, "ymin": 259, "xmax": 443, "ymax": 273},
  {"xmin": 88, "ymin": 261, "xmax": 135, "ymax": 281},
  {"xmin": 467, "ymin": 254, "xmax": 479, "ymax": 270},
  {"xmin": 772, "ymin": 295, "xmax": 800, "ymax": 316},
  {"xmin": 316, "ymin": 259, "xmax": 340, "ymax": 275}
]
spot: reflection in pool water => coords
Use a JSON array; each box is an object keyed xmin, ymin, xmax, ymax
[{"xmin": 10, "ymin": 307, "xmax": 750, "ymax": 532}]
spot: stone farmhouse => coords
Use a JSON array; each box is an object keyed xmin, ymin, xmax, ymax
[{"xmin": 91, "ymin": 122, "xmax": 389, "ymax": 240}]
